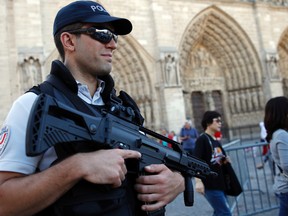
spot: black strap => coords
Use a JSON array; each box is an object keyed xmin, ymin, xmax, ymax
[
  {"xmin": 277, "ymin": 164, "xmax": 283, "ymax": 173},
  {"xmin": 277, "ymin": 164, "xmax": 288, "ymax": 179},
  {"xmin": 203, "ymin": 133, "xmax": 214, "ymax": 154}
]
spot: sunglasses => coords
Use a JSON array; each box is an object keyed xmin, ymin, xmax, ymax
[
  {"xmin": 67, "ymin": 27, "xmax": 118, "ymax": 44},
  {"xmin": 213, "ymin": 118, "xmax": 223, "ymax": 124}
]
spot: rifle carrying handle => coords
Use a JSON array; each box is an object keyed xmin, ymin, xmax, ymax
[{"xmin": 184, "ymin": 176, "xmax": 194, "ymax": 206}]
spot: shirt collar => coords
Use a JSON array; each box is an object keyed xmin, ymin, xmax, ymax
[{"xmin": 76, "ymin": 79, "xmax": 105, "ymax": 105}]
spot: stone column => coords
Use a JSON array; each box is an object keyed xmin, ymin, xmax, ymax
[{"xmin": 160, "ymin": 48, "xmax": 186, "ymax": 133}]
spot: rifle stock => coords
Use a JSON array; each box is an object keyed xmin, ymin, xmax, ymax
[{"xmin": 26, "ymin": 93, "xmax": 215, "ymax": 207}]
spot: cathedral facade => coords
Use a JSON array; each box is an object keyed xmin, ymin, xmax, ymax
[{"xmin": 1, "ymin": 0, "xmax": 288, "ymax": 139}]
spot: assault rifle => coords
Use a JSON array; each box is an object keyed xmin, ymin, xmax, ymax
[{"xmin": 26, "ymin": 93, "xmax": 215, "ymax": 208}]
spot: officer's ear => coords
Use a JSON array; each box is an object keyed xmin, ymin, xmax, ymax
[{"xmin": 60, "ymin": 32, "xmax": 76, "ymax": 52}]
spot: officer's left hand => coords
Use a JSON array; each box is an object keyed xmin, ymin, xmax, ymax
[{"xmin": 134, "ymin": 164, "xmax": 184, "ymax": 212}]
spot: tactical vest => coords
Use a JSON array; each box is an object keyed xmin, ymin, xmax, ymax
[{"xmin": 28, "ymin": 60, "xmax": 154, "ymax": 216}]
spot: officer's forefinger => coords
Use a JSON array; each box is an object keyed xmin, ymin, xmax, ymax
[{"xmin": 118, "ymin": 149, "xmax": 141, "ymax": 159}]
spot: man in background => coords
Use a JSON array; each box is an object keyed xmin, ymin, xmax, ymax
[{"xmin": 180, "ymin": 119, "xmax": 199, "ymax": 155}]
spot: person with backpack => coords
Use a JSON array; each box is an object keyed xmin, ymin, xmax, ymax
[{"xmin": 0, "ymin": 1, "xmax": 184, "ymax": 215}]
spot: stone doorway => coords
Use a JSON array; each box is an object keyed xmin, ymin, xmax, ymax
[{"xmin": 191, "ymin": 90, "xmax": 225, "ymax": 135}]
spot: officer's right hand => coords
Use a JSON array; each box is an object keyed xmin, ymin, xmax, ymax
[{"xmin": 75, "ymin": 149, "xmax": 141, "ymax": 188}]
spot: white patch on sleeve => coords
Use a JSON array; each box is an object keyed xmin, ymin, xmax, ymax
[{"xmin": 0, "ymin": 125, "xmax": 10, "ymax": 156}]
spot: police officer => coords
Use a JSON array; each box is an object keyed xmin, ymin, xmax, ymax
[{"xmin": 0, "ymin": 1, "xmax": 184, "ymax": 215}]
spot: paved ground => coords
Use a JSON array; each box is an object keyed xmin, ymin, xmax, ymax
[
  {"xmin": 165, "ymin": 188, "xmax": 279, "ymax": 216},
  {"xmin": 166, "ymin": 179, "xmax": 214, "ymax": 216}
]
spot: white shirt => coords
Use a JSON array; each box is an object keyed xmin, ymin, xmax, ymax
[
  {"xmin": 0, "ymin": 80, "xmax": 105, "ymax": 174},
  {"xmin": 77, "ymin": 80, "xmax": 105, "ymax": 105},
  {"xmin": 259, "ymin": 121, "xmax": 267, "ymax": 140}
]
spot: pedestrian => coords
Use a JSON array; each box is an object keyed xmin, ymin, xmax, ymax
[
  {"xmin": 179, "ymin": 119, "xmax": 199, "ymax": 155},
  {"xmin": 264, "ymin": 96, "xmax": 288, "ymax": 216},
  {"xmin": 194, "ymin": 111, "xmax": 232, "ymax": 216},
  {"xmin": 168, "ymin": 130, "xmax": 178, "ymax": 142},
  {"xmin": 159, "ymin": 128, "xmax": 171, "ymax": 148},
  {"xmin": 256, "ymin": 121, "xmax": 270, "ymax": 169},
  {"xmin": 0, "ymin": 1, "xmax": 184, "ymax": 215}
]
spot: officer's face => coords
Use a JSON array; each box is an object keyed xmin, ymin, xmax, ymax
[{"xmin": 69, "ymin": 23, "xmax": 118, "ymax": 78}]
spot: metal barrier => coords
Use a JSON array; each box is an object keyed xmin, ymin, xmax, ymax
[
  {"xmin": 223, "ymin": 140, "xmax": 279, "ymax": 215},
  {"xmin": 228, "ymin": 125, "xmax": 260, "ymax": 142}
]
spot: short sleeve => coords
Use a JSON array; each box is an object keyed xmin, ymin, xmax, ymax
[{"xmin": 0, "ymin": 92, "xmax": 42, "ymax": 174}]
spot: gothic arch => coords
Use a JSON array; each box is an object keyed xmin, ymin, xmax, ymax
[
  {"xmin": 279, "ymin": 28, "xmax": 288, "ymax": 54},
  {"xmin": 112, "ymin": 35, "xmax": 155, "ymax": 128},
  {"xmin": 179, "ymin": 5, "xmax": 264, "ymax": 123},
  {"xmin": 278, "ymin": 27, "xmax": 288, "ymax": 96},
  {"xmin": 180, "ymin": 6, "xmax": 262, "ymax": 89}
]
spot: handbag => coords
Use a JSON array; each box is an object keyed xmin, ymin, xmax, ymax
[{"xmin": 222, "ymin": 162, "xmax": 243, "ymax": 196}]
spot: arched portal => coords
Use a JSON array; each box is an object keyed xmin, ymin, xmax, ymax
[
  {"xmin": 278, "ymin": 28, "xmax": 288, "ymax": 97},
  {"xmin": 179, "ymin": 6, "xmax": 264, "ymax": 130},
  {"xmin": 191, "ymin": 90, "xmax": 225, "ymax": 134},
  {"xmin": 112, "ymin": 36, "xmax": 155, "ymax": 129}
]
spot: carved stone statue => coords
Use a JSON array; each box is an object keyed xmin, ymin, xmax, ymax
[
  {"xmin": 266, "ymin": 53, "xmax": 279, "ymax": 79},
  {"xmin": 206, "ymin": 91, "xmax": 215, "ymax": 110},
  {"xmin": 20, "ymin": 56, "xmax": 42, "ymax": 92},
  {"xmin": 164, "ymin": 53, "xmax": 179, "ymax": 86}
]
